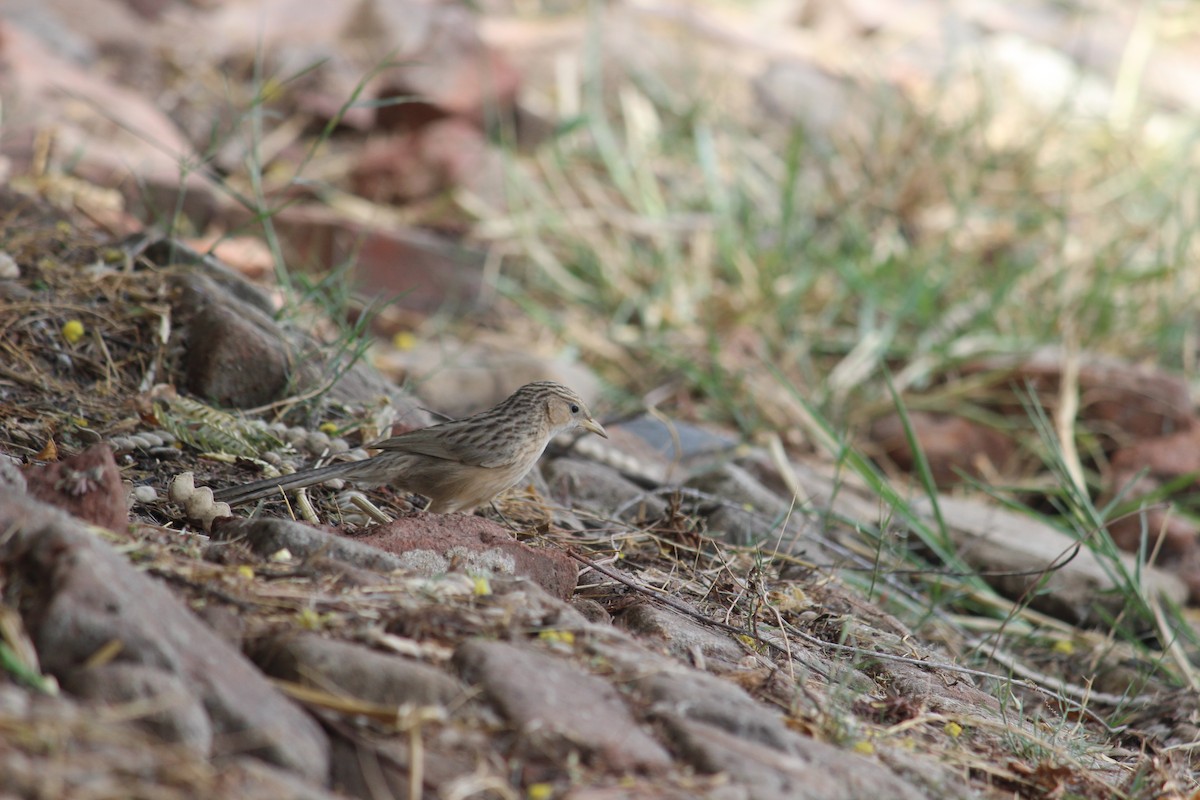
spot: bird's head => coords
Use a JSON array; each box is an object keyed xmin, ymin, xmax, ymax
[{"xmin": 515, "ymin": 381, "xmax": 608, "ymax": 440}]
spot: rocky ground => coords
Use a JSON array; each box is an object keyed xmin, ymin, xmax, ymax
[
  {"xmin": 3, "ymin": 0, "xmax": 1200, "ymax": 797},
  {"xmin": 0, "ymin": 188, "xmax": 1196, "ymax": 799}
]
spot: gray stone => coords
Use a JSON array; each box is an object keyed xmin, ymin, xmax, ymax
[
  {"xmin": 59, "ymin": 663, "xmax": 212, "ymax": 755},
  {"xmin": 910, "ymin": 495, "xmax": 1188, "ymax": 626},
  {"xmin": 214, "ymin": 757, "xmax": 342, "ymax": 800},
  {"xmin": 687, "ymin": 463, "xmax": 792, "ymax": 519},
  {"xmin": 661, "ymin": 715, "xmax": 925, "ymax": 800},
  {"xmin": 0, "ymin": 492, "xmax": 330, "ymax": 781},
  {"xmin": 616, "ymin": 414, "xmax": 739, "ymax": 465},
  {"xmin": 616, "ymin": 602, "xmax": 746, "ymax": 670},
  {"xmin": 544, "ymin": 457, "xmax": 668, "ymax": 522},
  {"xmin": 169, "ymin": 267, "xmax": 433, "ymax": 418},
  {"xmin": 634, "ymin": 669, "xmax": 795, "ymax": 752},
  {"xmin": 251, "ymin": 633, "xmax": 467, "ymax": 710},
  {"xmin": 688, "ymin": 463, "xmax": 821, "ymax": 549},
  {"xmin": 172, "ymin": 271, "xmax": 294, "ymax": 409},
  {"xmin": 455, "ymin": 640, "xmax": 671, "ymax": 773}
]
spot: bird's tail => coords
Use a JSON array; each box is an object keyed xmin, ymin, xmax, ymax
[{"xmin": 212, "ymin": 460, "xmax": 363, "ymax": 506}]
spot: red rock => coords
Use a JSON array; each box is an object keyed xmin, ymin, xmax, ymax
[
  {"xmin": 1105, "ymin": 426, "xmax": 1200, "ymax": 562},
  {"xmin": 965, "ymin": 349, "xmax": 1193, "ymax": 439},
  {"xmin": 350, "ymin": 119, "xmax": 504, "ymax": 206},
  {"xmin": 869, "ymin": 411, "xmax": 1017, "ymax": 487},
  {"xmin": 355, "ymin": 515, "xmax": 578, "ymax": 600},
  {"xmin": 0, "ymin": 21, "xmax": 201, "ymax": 202},
  {"xmin": 22, "ymin": 443, "xmax": 128, "ymax": 532},
  {"xmin": 1106, "ymin": 508, "xmax": 1197, "ymax": 563},
  {"xmin": 264, "ymin": 204, "xmax": 487, "ymax": 313},
  {"xmin": 370, "ymin": 3, "xmax": 520, "ymax": 125}
]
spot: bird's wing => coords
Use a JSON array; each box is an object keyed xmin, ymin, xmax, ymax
[{"xmin": 372, "ymin": 427, "xmax": 517, "ymax": 469}]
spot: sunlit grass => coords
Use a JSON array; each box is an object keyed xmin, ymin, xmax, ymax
[
  {"xmin": 481, "ymin": 56, "xmax": 1199, "ymax": 437},
  {"xmin": 474, "ymin": 23, "xmax": 1200, "ymax": 671}
]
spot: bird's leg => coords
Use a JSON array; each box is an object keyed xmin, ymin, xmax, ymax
[{"xmin": 488, "ymin": 500, "xmax": 522, "ymax": 531}]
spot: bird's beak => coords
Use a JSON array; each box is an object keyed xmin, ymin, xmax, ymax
[{"xmin": 581, "ymin": 417, "xmax": 608, "ymax": 439}]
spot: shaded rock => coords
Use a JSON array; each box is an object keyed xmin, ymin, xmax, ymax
[
  {"xmin": 171, "ymin": 271, "xmax": 294, "ymax": 408},
  {"xmin": 296, "ymin": 555, "xmax": 398, "ymax": 589},
  {"xmin": 354, "ymin": 515, "xmax": 578, "ymax": 600},
  {"xmin": 0, "ymin": 492, "xmax": 330, "ymax": 781},
  {"xmin": 687, "ymin": 463, "xmax": 791, "ymax": 517},
  {"xmin": 1106, "ymin": 504, "xmax": 1197, "ymax": 567},
  {"xmin": 544, "ymin": 458, "xmax": 667, "ymax": 522},
  {"xmin": 328, "ymin": 723, "xmax": 492, "ymax": 800},
  {"xmin": 59, "ymin": 662, "xmax": 212, "ymax": 755},
  {"xmin": 616, "ymin": 602, "xmax": 746, "ymax": 671},
  {"xmin": 661, "ymin": 716, "xmax": 925, "ymax": 800},
  {"xmin": 704, "ymin": 505, "xmax": 785, "ymax": 548},
  {"xmin": 0, "ymin": 19, "xmax": 202, "ymax": 213},
  {"xmin": 1107, "ymin": 425, "xmax": 1200, "ymax": 566},
  {"xmin": 455, "ymin": 640, "xmax": 672, "ymax": 774},
  {"xmin": 216, "ymin": 757, "xmax": 342, "ymax": 800},
  {"xmin": 687, "ymin": 463, "xmax": 821, "ymax": 548},
  {"xmin": 367, "ymin": 2, "xmax": 520, "ymax": 125},
  {"xmin": 877, "ymin": 657, "xmax": 1001, "ymax": 719},
  {"xmin": 0, "ymin": 685, "xmax": 340, "ymax": 799},
  {"xmin": 562, "ymin": 785, "xmax": 699, "ymax": 800},
  {"xmin": 167, "ymin": 264, "xmax": 433, "ymax": 416},
  {"xmin": 0, "ymin": 455, "xmax": 28, "ymax": 494},
  {"xmin": 251, "ymin": 633, "xmax": 466, "ymax": 710},
  {"xmin": 204, "ymin": 0, "xmax": 519, "ymax": 127},
  {"xmin": 633, "ymin": 668, "xmax": 796, "ymax": 752},
  {"xmin": 22, "ymin": 442, "xmax": 127, "ymax": 531},
  {"xmin": 570, "ymin": 598, "xmax": 612, "ymax": 624},
  {"xmin": 616, "ymin": 414, "xmax": 739, "ymax": 473},
  {"xmin": 136, "ymin": 235, "xmax": 277, "ymax": 314},
  {"xmin": 591, "ymin": 422, "xmax": 677, "ymax": 485},
  {"xmin": 194, "ymin": 603, "xmax": 246, "ymax": 650}
]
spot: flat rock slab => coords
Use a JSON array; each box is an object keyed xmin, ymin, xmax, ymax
[
  {"xmin": 251, "ymin": 633, "xmax": 467, "ymax": 710},
  {"xmin": 0, "ymin": 491, "xmax": 330, "ymax": 782},
  {"xmin": 782, "ymin": 458, "xmax": 1190, "ymax": 626},
  {"xmin": 455, "ymin": 640, "xmax": 672, "ymax": 774},
  {"xmin": 213, "ymin": 516, "xmax": 409, "ymax": 573},
  {"xmin": 0, "ymin": 686, "xmax": 340, "ymax": 800},
  {"xmin": 912, "ymin": 495, "xmax": 1189, "ymax": 626},
  {"xmin": 616, "ymin": 602, "xmax": 747, "ymax": 670},
  {"xmin": 544, "ymin": 458, "xmax": 668, "ymax": 522},
  {"xmin": 661, "ymin": 715, "xmax": 926, "ymax": 800}
]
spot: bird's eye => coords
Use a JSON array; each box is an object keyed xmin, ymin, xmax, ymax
[{"xmin": 570, "ymin": 403, "xmax": 580, "ymax": 414}]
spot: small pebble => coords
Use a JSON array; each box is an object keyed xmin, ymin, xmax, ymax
[
  {"xmin": 0, "ymin": 251, "xmax": 19, "ymax": 279},
  {"xmin": 131, "ymin": 485, "xmax": 159, "ymax": 504}
]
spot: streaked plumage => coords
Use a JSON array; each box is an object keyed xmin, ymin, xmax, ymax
[{"xmin": 213, "ymin": 381, "xmax": 606, "ymax": 513}]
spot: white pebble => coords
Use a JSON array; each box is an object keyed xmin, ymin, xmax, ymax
[{"xmin": 131, "ymin": 485, "xmax": 158, "ymax": 503}]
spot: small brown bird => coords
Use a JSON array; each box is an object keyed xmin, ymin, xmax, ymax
[{"xmin": 213, "ymin": 381, "xmax": 607, "ymax": 513}]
